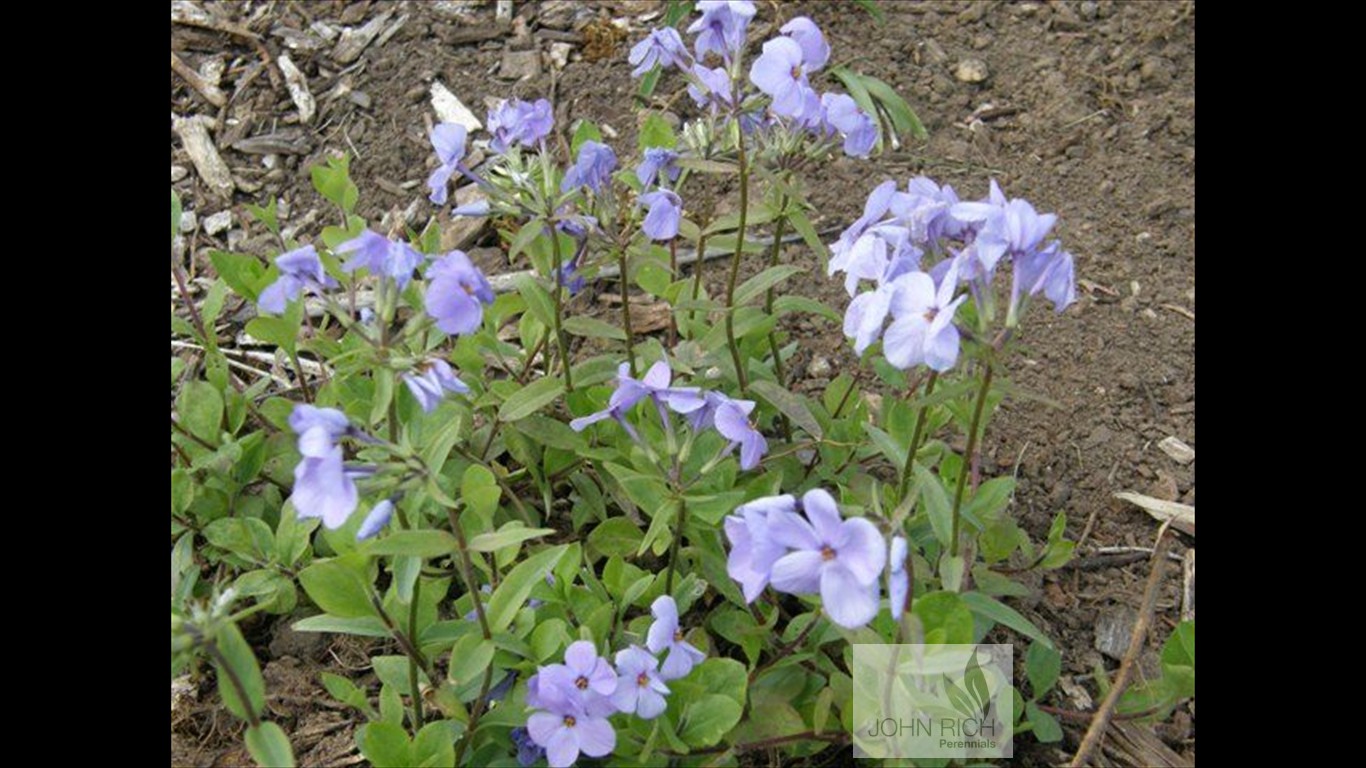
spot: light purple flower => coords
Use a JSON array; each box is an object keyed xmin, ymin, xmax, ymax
[
  {"xmin": 288, "ymin": 405, "xmax": 359, "ymax": 529},
  {"xmin": 639, "ymin": 189, "xmax": 683, "ymax": 240},
  {"xmin": 687, "ymin": 63, "xmax": 734, "ymax": 110},
  {"xmin": 488, "ymin": 98, "xmax": 554, "ymax": 154},
  {"xmin": 425, "ymin": 250, "xmax": 494, "ymax": 335},
  {"xmin": 893, "ymin": 177, "xmax": 966, "ymax": 245},
  {"xmin": 533, "ymin": 641, "xmax": 618, "ymax": 713},
  {"xmin": 258, "ymin": 245, "xmax": 335, "ymax": 315},
  {"xmin": 610, "ymin": 646, "xmax": 671, "ymax": 719},
  {"xmin": 888, "ymin": 535, "xmax": 909, "ymax": 620},
  {"xmin": 767, "ymin": 489, "xmax": 886, "ymax": 629},
  {"xmin": 558, "ymin": 260, "xmax": 586, "ymax": 294},
  {"xmin": 724, "ymin": 495, "xmax": 796, "ymax": 603},
  {"xmin": 451, "ymin": 198, "xmax": 491, "ymax": 217},
  {"xmin": 687, "ymin": 0, "xmax": 756, "ymax": 62},
  {"xmin": 335, "ymin": 230, "xmax": 424, "ymax": 290},
  {"xmin": 828, "ymin": 181, "xmax": 903, "ymax": 288},
  {"xmin": 951, "ymin": 180, "xmax": 1057, "ymax": 280},
  {"xmin": 1009, "ymin": 240, "xmax": 1076, "ymax": 324},
  {"xmin": 636, "ymin": 147, "xmax": 681, "ymax": 188},
  {"xmin": 561, "ymin": 140, "xmax": 618, "ymax": 194},
  {"xmin": 510, "ymin": 726, "xmax": 545, "ymax": 767},
  {"xmin": 882, "ymin": 259, "xmax": 967, "ymax": 372},
  {"xmin": 713, "ymin": 394, "xmax": 767, "ymax": 470},
  {"xmin": 288, "ymin": 404, "xmax": 352, "ymax": 441},
  {"xmin": 356, "ymin": 499, "xmax": 395, "ymax": 540},
  {"xmin": 750, "ymin": 37, "xmax": 820, "ymax": 121},
  {"xmin": 780, "ymin": 16, "xmax": 830, "ymax": 71},
  {"xmin": 821, "ymin": 93, "xmax": 877, "ymax": 158},
  {"xmin": 526, "ymin": 693, "xmax": 616, "ymax": 768},
  {"xmin": 630, "ymin": 27, "xmax": 691, "ymax": 77},
  {"xmin": 647, "ymin": 596, "xmax": 706, "ymax": 680},
  {"xmin": 570, "ymin": 359, "xmax": 704, "ymax": 433},
  {"xmin": 427, "ymin": 123, "xmax": 468, "ymax": 205},
  {"xmin": 403, "ymin": 359, "xmax": 470, "ymax": 413}
]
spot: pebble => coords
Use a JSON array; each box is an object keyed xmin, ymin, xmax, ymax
[
  {"xmin": 1094, "ymin": 605, "xmax": 1138, "ymax": 660},
  {"xmin": 954, "ymin": 58, "xmax": 990, "ymax": 84},
  {"xmin": 549, "ymin": 41, "xmax": 573, "ymax": 69},
  {"xmin": 1080, "ymin": 1, "xmax": 1099, "ymax": 20},
  {"xmin": 204, "ymin": 210, "xmax": 233, "ymax": 236},
  {"xmin": 171, "ymin": 165, "xmax": 189, "ymax": 183},
  {"xmin": 807, "ymin": 356, "xmax": 832, "ymax": 378},
  {"xmin": 1158, "ymin": 436, "xmax": 1195, "ymax": 465},
  {"xmin": 179, "ymin": 210, "xmax": 197, "ymax": 233},
  {"xmin": 349, "ymin": 90, "xmax": 373, "ymax": 109},
  {"xmin": 500, "ymin": 48, "xmax": 542, "ymax": 80}
]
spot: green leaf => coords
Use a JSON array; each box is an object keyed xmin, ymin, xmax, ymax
[
  {"xmin": 244, "ymin": 308, "xmax": 302, "ymax": 355},
  {"xmin": 245, "ymin": 722, "xmax": 295, "ymax": 768},
  {"xmin": 1026, "ymin": 701, "xmax": 1063, "ymax": 743},
  {"xmin": 298, "ymin": 556, "xmax": 374, "ymax": 618},
  {"xmin": 586, "ymin": 517, "xmax": 643, "ymax": 560},
  {"xmin": 516, "ymin": 273, "xmax": 556, "ymax": 327},
  {"xmin": 462, "ymin": 464, "xmax": 502, "ymax": 523},
  {"xmin": 674, "ymin": 157, "xmax": 737, "ymax": 175},
  {"xmin": 828, "ymin": 66, "xmax": 880, "ymax": 147},
  {"xmin": 468, "ymin": 525, "xmax": 555, "ymax": 553},
  {"xmin": 511, "ymin": 415, "xmax": 586, "ymax": 451},
  {"xmin": 680, "ymin": 694, "xmax": 743, "ymax": 747},
  {"xmin": 210, "ymin": 250, "xmax": 267, "ymax": 302},
  {"xmin": 733, "ymin": 265, "xmax": 804, "ymax": 306},
  {"xmin": 311, "ymin": 154, "xmax": 359, "ymax": 213},
  {"xmin": 563, "ymin": 315, "xmax": 627, "ymax": 341},
  {"xmin": 771, "ymin": 295, "xmax": 840, "ymax": 323},
  {"xmin": 498, "ymin": 376, "xmax": 566, "ymax": 422},
  {"xmin": 412, "ymin": 721, "xmax": 459, "ymax": 767},
  {"xmin": 171, "ymin": 468, "xmax": 194, "ymax": 516},
  {"xmin": 1040, "ymin": 512, "xmax": 1076, "ymax": 569},
  {"xmin": 212, "ymin": 621, "xmax": 265, "ymax": 721},
  {"xmin": 1026, "ymin": 642, "xmax": 1062, "ymax": 699},
  {"xmin": 172, "ymin": 188, "xmax": 182, "ymax": 243},
  {"xmin": 321, "ymin": 672, "xmax": 376, "ymax": 716},
  {"xmin": 177, "ymin": 380, "xmax": 223, "ymax": 443},
  {"xmin": 247, "ymin": 198, "xmax": 280, "ymax": 235},
  {"xmin": 358, "ymin": 722, "xmax": 411, "ymax": 768},
  {"xmin": 961, "ymin": 591, "xmax": 1054, "ymax": 648},
  {"xmin": 639, "ymin": 112, "xmax": 677, "ymax": 149},
  {"xmin": 508, "ymin": 219, "xmax": 548, "ymax": 262},
  {"xmin": 785, "ymin": 207, "xmax": 829, "ymax": 270},
  {"xmin": 862, "ymin": 73, "xmax": 928, "ymax": 141},
  {"xmin": 1161, "ymin": 621, "xmax": 1195, "ymax": 698},
  {"xmin": 604, "ymin": 463, "xmax": 671, "ymax": 513},
  {"xmin": 485, "ymin": 545, "xmax": 568, "ymax": 633},
  {"xmin": 852, "ymin": 0, "xmax": 885, "ymax": 23},
  {"xmin": 571, "ymin": 120, "xmax": 602, "ymax": 155},
  {"xmin": 291, "ymin": 614, "xmax": 388, "ymax": 637},
  {"xmin": 913, "ymin": 591, "xmax": 974, "ymax": 645},
  {"xmin": 749, "ymin": 380, "xmax": 823, "ymax": 440},
  {"xmin": 916, "ymin": 464, "xmax": 954, "ymax": 548},
  {"xmin": 365, "ymin": 530, "xmax": 459, "ymax": 558}
]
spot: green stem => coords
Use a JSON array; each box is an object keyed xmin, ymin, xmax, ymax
[
  {"xmin": 547, "ymin": 224, "xmax": 575, "ymax": 392},
  {"xmin": 406, "ymin": 577, "xmax": 424, "ymax": 730},
  {"xmin": 898, "ymin": 371, "xmax": 939, "ymax": 499},
  {"xmin": 764, "ymin": 198, "xmax": 793, "ymax": 441},
  {"xmin": 667, "ymin": 237, "xmax": 678, "ymax": 349},
  {"xmin": 446, "ymin": 505, "xmax": 494, "ymax": 766},
  {"xmin": 288, "ymin": 348, "xmax": 313, "ymax": 403},
  {"xmin": 950, "ymin": 363, "xmax": 993, "ymax": 557},
  {"xmin": 689, "ymin": 230, "xmax": 709, "ymax": 334},
  {"xmin": 724, "ymin": 124, "xmax": 750, "ymax": 393},
  {"xmin": 617, "ymin": 246, "xmax": 637, "ymax": 376},
  {"xmin": 665, "ymin": 499, "xmax": 688, "ymax": 593}
]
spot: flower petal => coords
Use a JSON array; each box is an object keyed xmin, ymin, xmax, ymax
[
  {"xmin": 821, "ymin": 565, "xmax": 880, "ymax": 629},
  {"xmin": 769, "ymin": 549, "xmax": 824, "ymax": 595}
]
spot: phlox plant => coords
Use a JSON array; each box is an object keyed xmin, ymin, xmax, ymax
[{"xmin": 171, "ymin": 2, "xmax": 1193, "ymax": 766}]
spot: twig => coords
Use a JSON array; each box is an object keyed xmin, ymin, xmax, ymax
[
  {"xmin": 1069, "ymin": 520, "xmax": 1174, "ymax": 767},
  {"xmin": 170, "ymin": 51, "xmax": 227, "ymax": 107}
]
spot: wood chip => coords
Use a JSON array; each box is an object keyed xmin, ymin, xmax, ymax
[
  {"xmin": 1181, "ymin": 549, "xmax": 1194, "ymax": 622},
  {"xmin": 1160, "ymin": 303, "xmax": 1195, "ymax": 321},
  {"xmin": 332, "ymin": 10, "xmax": 392, "ymax": 64},
  {"xmin": 276, "ymin": 54, "xmax": 316, "ymax": 123},
  {"xmin": 231, "ymin": 130, "xmax": 311, "ymax": 155},
  {"xmin": 170, "ymin": 51, "xmax": 226, "ymax": 107},
  {"xmin": 1157, "ymin": 435, "xmax": 1194, "ymax": 464},
  {"xmin": 430, "ymin": 81, "xmax": 483, "ymax": 132},
  {"xmin": 439, "ymin": 185, "xmax": 490, "ymax": 252},
  {"xmin": 1113, "ymin": 491, "xmax": 1194, "ymax": 536},
  {"xmin": 172, "ymin": 114, "xmax": 235, "ymax": 200}
]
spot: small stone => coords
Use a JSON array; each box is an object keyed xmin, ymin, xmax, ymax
[
  {"xmin": 500, "ymin": 48, "xmax": 542, "ymax": 80},
  {"xmin": 204, "ymin": 210, "xmax": 233, "ymax": 236},
  {"xmin": 430, "ymin": 81, "xmax": 483, "ymax": 131},
  {"xmin": 171, "ymin": 675, "xmax": 197, "ymax": 713},
  {"xmin": 807, "ymin": 356, "xmax": 832, "ymax": 378},
  {"xmin": 1158, "ymin": 436, "xmax": 1195, "ymax": 465},
  {"xmin": 538, "ymin": 0, "xmax": 577, "ymax": 29},
  {"xmin": 954, "ymin": 59, "xmax": 989, "ymax": 84},
  {"xmin": 1080, "ymin": 1, "xmax": 1099, "ymax": 20},
  {"xmin": 549, "ymin": 41, "xmax": 573, "ymax": 69},
  {"xmin": 277, "ymin": 53, "xmax": 316, "ymax": 123},
  {"xmin": 1094, "ymin": 605, "xmax": 1139, "ymax": 660},
  {"xmin": 171, "ymin": 165, "xmax": 188, "ymax": 183},
  {"xmin": 179, "ymin": 210, "xmax": 198, "ymax": 233},
  {"xmin": 348, "ymin": 90, "xmax": 372, "ymax": 109}
]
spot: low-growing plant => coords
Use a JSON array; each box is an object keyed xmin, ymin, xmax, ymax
[{"xmin": 171, "ymin": 2, "xmax": 1192, "ymax": 766}]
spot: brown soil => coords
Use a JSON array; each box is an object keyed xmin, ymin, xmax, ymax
[{"xmin": 172, "ymin": 1, "xmax": 1195, "ymax": 765}]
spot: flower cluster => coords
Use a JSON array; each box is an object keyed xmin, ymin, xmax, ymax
[
  {"xmin": 829, "ymin": 177, "xmax": 1077, "ymax": 371},
  {"xmin": 286, "ymin": 405, "xmax": 363, "ymax": 529},
  {"xmin": 258, "ymin": 245, "xmax": 335, "ymax": 315},
  {"xmin": 725, "ymin": 489, "xmax": 894, "ymax": 629},
  {"xmin": 570, "ymin": 358, "xmax": 768, "ymax": 470},
  {"xmin": 524, "ymin": 597, "xmax": 703, "ymax": 767}
]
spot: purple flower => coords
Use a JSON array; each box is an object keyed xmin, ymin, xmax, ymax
[
  {"xmin": 561, "ymin": 140, "xmax": 618, "ymax": 194},
  {"xmin": 646, "ymin": 596, "xmax": 706, "ymax": 680},
  {"xmin": 425, "ymin": 250, "xmax": 494, "ymax": 335},
  {"xmin": 888, "ymin": 535, "xmax": 909, "ymax": 620},
  {"xmin": 356, "ymin": 499, "xmax": 395, "ymax": 541},
  {"xmin": 610, "ymin": 646, "xmax": 671, "ymax": 719},
  {"xmin": 335, "ymin": 230, "xmax": 424, "ymax": 290},
  {"xmin": 526, "ymin": 693, "xmax": 616, "ymax": 768},
  {"xmin": 724, "ymin": 495, "xmax": 796, "ymax": 603},
  {"xmin": 820, "ymin": 93, "xmax": 877, "ymax": 158},
  {"xmin": 451, "ymin": 198, "xmax": 491, "ymax": 217},
  {"xmin": 951, "ymin": 180, "xmax": 1057, "ymax": 280},
  {"xmin": 558, "ymin": 260, "xmax": 586, "ymax": 294},
  {"xmin": 750, "ymin": 37, "xmax": 820, "ymax": 121},
  {"xmin": 893, "ymin": 177, "xmax": 966, "ymax": 245},
  {"xmin": 403, "ymin": 359, "xmax": 470, "ymax": 413},
  {"xmin": 827, "ymin": 181, "xmax": 904, "ymax": 290},
  {"xmin": 258, "ymin": 245, "xmax": 335, "ymax": 315},
  {"xmin": 780, "ymin": 16, "xmax": 830, "ymax": 71},
  {"xmin": 570, "ymin": 359, "xmax": 704, "ymax": 434},
  {"xmin": 1008, "ymin": 239, "xmax": 1076, "ymax": 325},
  {"xmin": 488, "ymin": 98, "xmax": 554, "ymax": 154},
  {"xmin": 636, "ymin": 147, "xmax": 681, "ymax": 188},
  {"xmin": 289, "ymin": 405, "xmax": 358, "ymax": 529},
  {"xmin": 842, "ymin": 282, "xmax": 896, "ymax": 355},
  {"xmin": 510, "ymin": 727, "xmax": 545, "ymax": 767},
  {"xmin": 687, "ymin": 63, "xmax": 734, "ymax": 111},
  {"xmin": 687, "ymin": 0, "xmax": 756, "ymax": 62},
  {"xmin": 630, "ymin": 27, "xmax": 691, "ymax": 77},
  {"xmin": 882, "ymin": 259, "xmax": 967, "ymax": 372},
  {"xmin": 639, "ymin": 189, "xmax": 683, "ymax": 240},
  {"xmin": 427, "ymin": 123, "xmax": 468, "ymax": 205},
  {"xmin": 712, "ymin": 394, "xmax": 767, "ymax": 470},
  {"xmin": 767, "ymin": 489, "xmax": 886, "ymax": 629}
]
